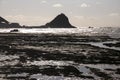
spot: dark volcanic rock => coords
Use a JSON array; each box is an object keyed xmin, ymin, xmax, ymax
[
  {"xmin": 0, "ymin": 16, "xmax": 9, "ymax": 24},
  {"xmin": 45, "ymin": 13, "xmax": 76, "ymax": 28},
  {"xmin": 9, "ymin": 23, "xmax": 21, "ymax": 28},
  {"xmin": 0, "ymin": 14, "xmax": 76, "ymax": 28},
  {"xmin": 0, "ymin": 16, "xmax": 21, "ymax": 28}
]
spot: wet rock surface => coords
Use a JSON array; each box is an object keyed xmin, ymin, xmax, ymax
[
  {"xmin": 103, "ymin": 42, "xmax": 120, "ymax": 47},
  {"xmin": 0, "ymin": 33, "xmax": 120, "ymax": 80}
]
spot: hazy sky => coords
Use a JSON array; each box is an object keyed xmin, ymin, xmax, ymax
[{"xmin": 0, "ymin": 0, "xmax": 120, "ymax": 27}]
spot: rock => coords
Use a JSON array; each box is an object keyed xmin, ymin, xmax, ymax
[
  {"xmin": 0, "ymin": 16, "xmax": 9, "ymax": 24},
  {"xmin": 10, "ymin": 29, "xmax": 19, "ymax": 32},
  {"xmin": 45, "ymin": 13, "xmax": 76, "ymax": 28},
  {"xmin": 0, "ymin": 14, "xmax": 76, "ymax": 28},
  {"xmin": 0, "ymin": 16, "xmax": 21, "ymax": 28},
  {"xmin": 9, "ymin": 23, "xmax": 21, "ymax": 28}
]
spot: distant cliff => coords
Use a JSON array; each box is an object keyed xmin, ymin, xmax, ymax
[
  {"xmin": 0, "ymin": 16, "xmax": 9, "ymax": 24},
  {"xmin": 44, "ymin": 13, "xmax": 75, "ymax": 28},
  {"xmin": 0, "ymin": 16, "xmax": 21, "ymax": 28}
]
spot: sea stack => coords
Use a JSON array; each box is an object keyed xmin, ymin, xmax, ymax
[{"xmin": 45, "ymin": 13, "xmax": 76, "ymax": 28}]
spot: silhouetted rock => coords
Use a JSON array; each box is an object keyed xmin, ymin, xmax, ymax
[
  {"xmin": 10, "ymin": 29, "xmax": 19, "ymax": 32},
  {"xmin": 0, "ymin": 16, "xmax": 9, "ymax": 24},
  {"xmin": 0, "ymin": 16, "xmax": 21, "ymax": 28},
  {"xmin": 0, "ymin": 14, "xmax": 76, "ymax": 28},
  {"xmin": 9, "ymin": 23, "xmax": 21, "ymax": 28},
  {"xmin": 45, "ymin": 13, "xmax": 76, "ymax": 28}
]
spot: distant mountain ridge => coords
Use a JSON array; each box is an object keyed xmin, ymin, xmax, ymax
[{"xmin": 0, "ymin": 13, "xmax": 76, "ymax": 28}]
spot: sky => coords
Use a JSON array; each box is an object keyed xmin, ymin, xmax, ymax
[{"xmin": 0, "ymin": 0, "xmax": 120, "ymax": 27}]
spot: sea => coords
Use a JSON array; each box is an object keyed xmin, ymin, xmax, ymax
[{"xmin": 0, "ymin": 27, "xmax": 120, "ymax": 38}]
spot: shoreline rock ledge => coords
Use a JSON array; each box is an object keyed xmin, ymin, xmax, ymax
[{"xmin": 45, "ymin": 13, "xmax": 76, "ymax": 28}]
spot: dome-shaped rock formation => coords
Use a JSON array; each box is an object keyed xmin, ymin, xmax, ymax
[{"xmin": 45, "ymin": 13, "xmax": 76, "ymax": 28}]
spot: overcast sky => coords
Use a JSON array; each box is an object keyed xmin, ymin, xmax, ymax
[{"xmin": 0, "ymin": 0, "xmax": 120, "ymax": 27}]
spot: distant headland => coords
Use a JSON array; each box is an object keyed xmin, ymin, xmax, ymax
[
  {"xmin": 0, "ymin": 16, "xmax": 21, "ymax": 28},
  {"xmin": 0, "ymin": 13, "xmax": 76, "ymax": 28}
]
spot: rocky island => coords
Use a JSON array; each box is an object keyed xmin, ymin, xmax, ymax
[{"xmin": 44, "ymin": 13, "xmax": 75, "ymax": 28}]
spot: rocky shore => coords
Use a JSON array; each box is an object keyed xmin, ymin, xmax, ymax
[{"xmin": 0, "ymin": 33, "xmax": 120, "ymax": 80}]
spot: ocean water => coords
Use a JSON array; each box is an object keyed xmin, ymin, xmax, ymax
[
  {"xmin": 0, "ymin": 28, "xmax": 91, "ymax": 33},
  {"xmin": 0, "ymin": 27, "xmax": 120, "ymax": 38}
]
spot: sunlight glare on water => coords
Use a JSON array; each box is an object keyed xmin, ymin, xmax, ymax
[{"xmin": 0, "ymin": 27, "xmax": 120, "ymax": 38}]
